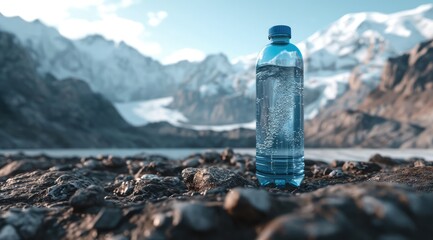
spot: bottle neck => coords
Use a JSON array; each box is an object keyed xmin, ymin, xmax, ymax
[{"xmin": 269, "ymin": 35, "xmax": 291, "ymax": 44}]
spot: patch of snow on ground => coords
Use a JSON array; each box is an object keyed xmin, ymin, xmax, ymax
[
  {"xmin": 114, "ymin": 97, "xmax": 188, "ymax": 126},
  {"xmin": 186, "ymin": 121, "xmax": 256, "ymax": 131},
  {"xmin": 115, "ymin": 97, "xmax": 256, "ymax": 131}
]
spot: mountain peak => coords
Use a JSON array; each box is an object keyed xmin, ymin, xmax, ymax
[
  {"xmin": 396, "ymin": 3, "xmax": 433, "ymax": 16},
  {"xmin": 203, "ymin": 53, "xmax": 229, "ymax": 62},
  {"xmin": 79, "ymin": 34, "xmax": 114, "ymax": 45},
  {"xmin": 201, "ymin": 53, "xmax": 234, "ymax": 73}
]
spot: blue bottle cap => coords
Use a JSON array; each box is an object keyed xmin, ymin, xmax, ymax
[{"xmin": 268, "ymin": 25, "xmax": 291, "ymax": 39}]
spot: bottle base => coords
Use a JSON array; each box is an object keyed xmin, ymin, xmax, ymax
[
  {"xmin": 255, "ymin": 155, "xmax": 304, "ymax": 187},
  {"xmin": 256, "ymin": 172, "xmax": 304, "ymax": 187}
]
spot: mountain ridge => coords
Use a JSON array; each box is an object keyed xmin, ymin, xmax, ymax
[
  {"xmin": 305, "ymin": 39, "xmax": 433, "ymax": 148},
  {"xmin": 1, "ymin": 4, "xmax": 432, "ymax": 127}
]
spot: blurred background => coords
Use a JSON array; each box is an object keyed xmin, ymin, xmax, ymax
[{"xmin": 0, "ymin": 0, "xmax": 432, "ymax": 151}]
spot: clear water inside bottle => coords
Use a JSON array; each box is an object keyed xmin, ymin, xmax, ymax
[{"xmin": 256, "ymin": 64, "xmax": 304, "ymax": 187}]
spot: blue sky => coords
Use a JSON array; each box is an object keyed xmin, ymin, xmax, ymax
[{"xmin": 0, "ymin": 0, "xmax": 431, "ymax": 64}]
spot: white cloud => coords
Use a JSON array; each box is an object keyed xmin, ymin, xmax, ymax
[
  {"xmin": 163, "ymin": 48, "xmax": 206, "ymax": 64},
  {"xmin": 0, "ymin": 0, "xmax": 104, "ymax": 23},
  {"xmin": 147, "ymin": 11, "xmax": 168, "ymax": 27},
  {"xmin": 0, "ymin": 0, "xmax": 164, "ymax": 57}
]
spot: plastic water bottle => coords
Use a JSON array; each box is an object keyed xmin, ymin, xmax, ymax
[{"xmin": 256, "ymin": 25, "xmax": 304, "ymax": 187}]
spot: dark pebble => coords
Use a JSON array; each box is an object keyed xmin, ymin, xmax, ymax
[
  {"xmin": 91, "ymin": 208, "xmax": 123, "ymax": 230},
  {"xmin": 224, "ymin": 188, "xmax": 271, "ymax": 223}
]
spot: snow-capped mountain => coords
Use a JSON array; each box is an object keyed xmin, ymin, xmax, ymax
[
  {"xmin": 166, "ymin": 53, "xmax": 256, "ymax": 98},
  {"xmin": 0, "ymin": 14, "xmax": 175, "ymax": 102},
  {"xmin": 300, "ymin": 4, "xmax": 433, "ymax": 72},
  {"xmin": 167, "ymin": 54, "xmax": 237, "ymax": 96},
  {"xmin": 166, "ymin": 54, "xmax": 256, "ymax": 125},
  {"xmin": 1, "ymin": 4, "xmax": 432, "ymax": 126},
  {"xmin": 168, "ymin": 4, "xmax": 433, "ymax": 123},
  {"xmin": 298, "ymin": 4, "xmax": 433, "ymax": 117}
]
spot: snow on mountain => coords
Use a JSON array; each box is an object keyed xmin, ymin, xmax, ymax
[
  {"xmin": 293, "ymin": 4, "xmax": 433, "ymax": 117},
  {"xmin": 167, "ymin": 53, "xmax": 239, "ymax": 97},
  {"xmin": 0, "ymin": 14, "xmax": 175, "ymax": 102},
  {"xmin": 299, "ymin": 4, "xmax": 433, "ymax": 73}
]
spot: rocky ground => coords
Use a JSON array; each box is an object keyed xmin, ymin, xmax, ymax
[{"xmin": 0, "ymin": 150, "xmax": 433, "ymax": 240}]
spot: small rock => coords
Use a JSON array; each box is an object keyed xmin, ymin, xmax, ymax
[
  {"xmin": 329, "ymin": 169, "xmax": 344, "ymax": 178},
  {"xmin": 322, "ymin": 168, "xmax": 332, "ymax": 175},
  {"xmin": 224, "ymin": 188, "xmax": 271, "ymax": 222},
  {"xmin": 4, "ymin": 208, "xmax": 46, "ymax": 239},
  {"xmin": 230, "ymin": 155, "xmax": 246, "ymax": 165},
  {"xmin": 413, "ymin": 159, "xmax": 427, "ymax": 167},
  {"xmin": 0, "ymin": 225, "xmax": 20, "ymax": 240},
  {"xmin": 140, "ymin": 174, "xmax": 160, "ymax": 180},
  {"xmin": 82, "ymin": 159, "xmax": 103, "ymax": 170},
  {"xmin": 182, "ymin": 167, "xmax": 252, "ymax": 191},
  {"xmin": 330, "ymin": 160, "xmax": 345, "ymax": 168},
  {"xmin": 49, "ymin": 164, "xmax": 74, "ymax": 171},
  {"xmin": 181, "ymin": 168, "xmax": 199, "ymax": 185},
  {"xmin": 69, "ymin": 186, "xmax": 105, "ymax": 210},
  {"xmin": 182, "ymin": 157, "xmax": 200, "ymax": 168},
  {"xmin": 132, "ymin": 176, "xmax": 185, "ymax": 200},
  {"xmin": 221, "ymin": 148, "xmax": 234, "ymax": 162},
  {"xmin": 245, "ymin": 159, "xmax": 256, "ymax": 172},
  {"xmin": 199, "ymin": 151, "xmax": 221, "ymax": 164},
  {"xmin": 172, "ymin": 202, "xmax": 218, "ymax": 232},
  {"xmin": 312, "ymin": 165, "xmax": 323, "ymax": 177},
  {"xmin": 91, "ymin": 208, "xmax": 123, "ymax": 230},
  {"xmin": 102, "ymin": 156, "xmax": 126, "ymax": 168},
  {"xmin": 114, "ymin": 181, "xmax": 135, "ymax": 196},
  {"xmin": 48, "ymin": 174, "xmax": 99, "ymax": 201},
  {"xmin": 48, "ymin": 183, "xmax": 81, "ymax": 201}
]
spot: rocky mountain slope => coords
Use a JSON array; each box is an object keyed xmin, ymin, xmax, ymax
[
  {"xmin": 359, "ymin": 40, "xmax": 433, "ymax": 126},
  {"xmin": 305, "ymin": 39, "xmax": 433, "ymax": 148},
  {"xmin": 0, "ymin": 15, "xmax": 176, "ymax": 102},
  {"xmin": 305, "ymin": 110, "xmax": 424, "ymax": 148},
  {"xmin": 0, "ymin": 31, "xmax": 151, "ymax": 148},
  {"xmin": 360, "ymin": 39, "xmax": 433, "ymax": 147}
]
